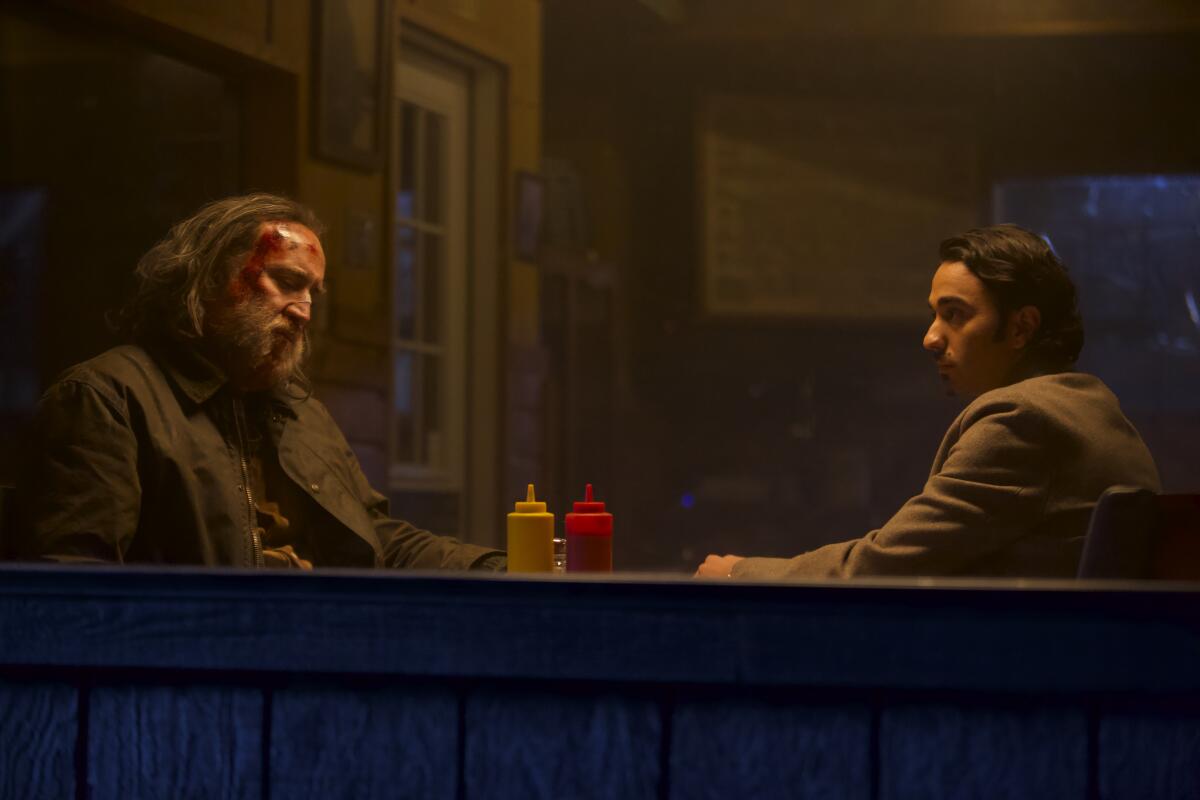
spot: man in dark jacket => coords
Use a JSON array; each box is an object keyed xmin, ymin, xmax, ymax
[{"xmin": 13, "ymin": 193, "xmax": 505, "ymax": 570}]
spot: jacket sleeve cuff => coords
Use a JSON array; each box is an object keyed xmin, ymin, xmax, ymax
[
  {"xmin": 729, "ymin": 556, "xmax": 795, "ymax": 580},
  {"xmin": 470, "ymin": 551, "xmax": 507, "ymax": 572}
]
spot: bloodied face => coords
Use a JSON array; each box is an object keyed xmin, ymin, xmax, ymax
[{"xmin": 207, "ymin": 221, "xmax": 327, "ymax": 390}]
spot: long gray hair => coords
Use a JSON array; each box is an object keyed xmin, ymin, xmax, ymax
[{"xmin": 112, "ymin": 193, "xmax": 324, "ymax": 344}]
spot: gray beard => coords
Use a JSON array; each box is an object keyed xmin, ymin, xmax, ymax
[{"xmin": 210, "ymin": 300, "xmax": 308, "ymax": 389}]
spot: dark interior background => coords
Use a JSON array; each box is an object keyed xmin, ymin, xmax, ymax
[
  {"xmin": 1, "ymin": 1, "xmax": 1198, "ymax": 572},
  {"xmin": 0, "ymin": 7, "xmax": 241, "ymax": 480},
  {"xmin": 540, "ymin": 2, "xmax": 1200, "ymax": 570}
]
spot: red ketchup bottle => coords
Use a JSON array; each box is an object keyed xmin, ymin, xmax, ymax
[{"xmin": 566, "ymin": 484, "xmax": 613, "ymax": 572}]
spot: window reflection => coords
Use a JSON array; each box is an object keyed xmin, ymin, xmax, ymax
[
  {"xmin": 996, "ymin": 175, "xmax": 1200, "ymax": 494},
  {"xmin": 393, "ymin": 97, "xmax": 451, "ymax": 474},
  {"xmin": 393, "ymin": 351, "xmax": 415, "ymax": 463},
  {"xmin": 395, "ymin": 225, "xmax": 416, "ymax": 340},
  {"xmin": 423, "ymin": 113, "xmax": 443, "ymax": 225},
  {"xmin": 421, "ymin": 233, "xmax": 441, "ymax": 343},
  {"xmin": 398, "ymin": 103, "xmax": 418, "ymax": 218}
]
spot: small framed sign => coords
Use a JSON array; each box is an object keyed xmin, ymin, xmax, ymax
[{"xmin": 312, "ymin": 0, "xmax": 389, "ymax": 171}]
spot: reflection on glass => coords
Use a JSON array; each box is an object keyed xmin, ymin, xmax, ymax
[
  {"xmin": 423, "ymin": 112, "xmax": 443, "ymax": 224},
  {"xmin": 395, "ymin": 225, "xmax": 416, "ymax": 340},
  {"xmin": 422, "ymin": 233, "xmax": 440, "ymax": 343},
  {"xmin": 995, "ymin": 174, "xmax": 1200, "ymax": 420},
  {"xmin": 578, "ymin": 282, "xmax": 611, "ymax": 327},
  {"xmin": 393, "ymin": 350, "xmax": 416, "ymax": 463},
  {"xmin": 423, "ymin": 353, "xmax": 440, "ymax": 465},
  {"xmin": 397, "ymin": 190, "xmax": 415, "ymax": 220},
  {"xmin": 541, "ymin": 273, "xmax": 568, "ymax": 334},
  {"xmin": 398, "ymin": 103, "xmax": 417, "ymax": 219}
]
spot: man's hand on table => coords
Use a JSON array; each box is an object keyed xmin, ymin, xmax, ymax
[
  {"xmin": 263, "ymin": 545, "xmax": 313, "ymax": 570},
  {"xmin": 695, "ymin": 554, "xmax": 744, "ymax": 578}
]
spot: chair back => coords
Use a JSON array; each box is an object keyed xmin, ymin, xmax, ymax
[
  {"xmin": 1153, "ymin": 494, "xmax": 1200, "ymax": 580},
  {"xmin": 1078, "ymin": 486, "xmax": 1200, "ymax": 579}
]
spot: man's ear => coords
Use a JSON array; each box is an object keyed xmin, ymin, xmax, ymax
[{"xmin": 1008, "ymin": 305, "xmax": 1041, "ymax": 350}]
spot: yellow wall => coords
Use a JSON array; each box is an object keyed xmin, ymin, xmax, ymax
[
  {"xmin": 101, "ymin": 0, "xmax": 542, "ymax": 340},
  {"xmin": 104, "ymin": 0, "xmax": 304, "ymax": 69}
]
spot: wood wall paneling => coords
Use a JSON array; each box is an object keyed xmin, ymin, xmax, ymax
[
  {"xmin": 103, "ymin": 0, "xmax": 302, "ymax": 71},
  {"xmin": 465, "ymin": 690, "xmax": 662, "ymax": 800},
  {"xmin": 0, "ymin": 681, "xmax": 76, "ymax": 800},
  {"xmin": 879, "ymin": 705, "xmax": 1088, "ymax": 800},
  {"xmin": 1098, "ymin": 711, "xmax": 1200, "ymax": 799},
  {"xmin": 683, "ymin": 0, "xmax": 1200, "ymax": 40},
  {"xmin": 669, "ymin": 699, "xmax": 871, "ymax": 800},
  {"xmin": 270, "ymin": 684, "xmax": 458, "ymax": 800},
  {"xmin": 87, "ymin": 684, "xmax": 262, "ymax": 799},
  {"xmin": 4, "ymin": 570, "xmax": 1200, "ymax": 797}
]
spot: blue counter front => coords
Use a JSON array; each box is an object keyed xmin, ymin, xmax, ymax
[{"xmin": 1, "ymin": 565, "xmax": 1197, "ymax": 798}]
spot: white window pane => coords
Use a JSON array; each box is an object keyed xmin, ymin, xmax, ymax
[
  {"xmin": 421, "ymin": 232, "xmax": 441, "ymax": 343},
  {"xmin": 395, "ymin": 225, "xmax": 416, "ymax": 340},
  {"xmin": 393, "ymin": 350, "xmax": 416, "ymax": 463},
  {"xmin": 423, "ymin": 112, "xmax": 444, "ymax": 224},
  {"xmin": 422, "ymin": 352, "xmax": 440, "ymax": 466},
  {"xmin": 397, "ymin": 103, "xmax": 418, "ymax": 218}
]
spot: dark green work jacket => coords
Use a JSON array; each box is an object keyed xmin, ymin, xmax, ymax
[{"xmin": 13, "ymin": 344, "xmax": 503, "ymax": 570}]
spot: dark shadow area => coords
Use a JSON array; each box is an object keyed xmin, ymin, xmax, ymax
[
  {"xmin": 541, "ymin": 1, "xmax": 1200, "ymax": 570},
  {"xmin": 0, "ymin": 6, "xmax": 240, "ymax": 485}
]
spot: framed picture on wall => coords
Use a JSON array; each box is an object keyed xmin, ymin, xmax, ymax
[{"xmin": 312, "ymin": 0, "xmax": 389, "ymax": 171}]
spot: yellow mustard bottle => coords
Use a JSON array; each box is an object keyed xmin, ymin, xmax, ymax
[{"xmin": 507, "ymin": 483, "xmax": 554, "ymax": 573}]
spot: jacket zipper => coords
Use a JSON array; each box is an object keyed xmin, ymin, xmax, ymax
[{"xmin": 232, "ymin": 397, "xmax": 265, "ymax": 568}]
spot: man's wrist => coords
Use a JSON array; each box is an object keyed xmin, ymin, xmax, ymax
[{"xmin": 472, "ymin": 552, "xmax": 507, "ymax": 572}]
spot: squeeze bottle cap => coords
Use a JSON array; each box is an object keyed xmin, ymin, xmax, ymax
[
  {"xmin": 514, "ymin": 483, "xmax": 547, "ymax": 514},
  {"xmin": 573, "ymin": 483, "xmax": 606, "ymax": 513}
]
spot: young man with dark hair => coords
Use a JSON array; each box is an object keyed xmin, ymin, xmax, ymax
[
  {"xmin": 697, "ymin": 224, "xmax": 1159, "ymax": 579},
  {"xmin": 13, "ymin": 194, "xmax": 505, "ymax": 570}
]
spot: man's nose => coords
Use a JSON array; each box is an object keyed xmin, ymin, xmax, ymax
[
  {"xmin": 923, "ymin": 321, "xmax": 944, "ymax": 353},
  {"xmin": 285, "ymin": 300, "xmax": 311, "ymax": 324}
]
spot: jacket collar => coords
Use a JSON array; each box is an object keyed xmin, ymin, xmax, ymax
[
  {"xmin": 151, "ymin": 340, "xmax": 300, "ymax": 418},
  {"xmin": 158, "ymin": 342, "xmax": 227, "ymax": 405}
]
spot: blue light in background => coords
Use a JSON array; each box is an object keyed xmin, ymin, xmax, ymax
[
  {"xmin": 680, "ymin": 492, "xmax": 696, "ymax": 510},
  {"xmin": 992, "ymin": 173, "xmax": 1200, "ymax": 415}
]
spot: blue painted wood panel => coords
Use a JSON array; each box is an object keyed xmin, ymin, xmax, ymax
[
  {"xmin": 270, "ymin": 684, "xmax": 458, "ymax": 799},
  {"xmin": 4, "ymin": 567, "xmax": 1200, "ymax": 697},
  {"xmin": 880, "ymin": 705, "xmax": 1087, "ymax": 800},
  {"xmin": 1, "ymin": 568, "xmax": 1200, "ymax": 800},
  {"xmin": 88, "ymin": 684, "xmax": 262, "ymax": 800},
  {"xmin": 669, "ymin": 699, "xmax": 871, "ymax": 800},
  {"xmin": 465, "ymin": 690, "xmax": 661, "ymax": 800},
  {"xmin": 0, "ymin": 681, "xmax": 75, "ymax": 799},
  {"xmin": 1099, "ymin": 712, "xmax": 1200, "ymax": 799}
]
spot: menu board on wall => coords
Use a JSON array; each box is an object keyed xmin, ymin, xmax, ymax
[{"xmin": 700, "ymin": 95, "xmax": 979, "ymax": 319}]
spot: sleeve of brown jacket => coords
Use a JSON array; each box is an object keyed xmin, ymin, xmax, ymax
[
  {"xmin": 310, "ymin": 406, "xmax": 506, "ymax": 571},
  {"xmin": 367, "ymin": 487, "xmax": 506, "ymax": 571},
  {"xmin": 14, "ymin": 379, "xmax": 141, "ymax": 563},
  {"xmin": 731, "ymin": 396, "xmax": 1049, "ymax": 580}
]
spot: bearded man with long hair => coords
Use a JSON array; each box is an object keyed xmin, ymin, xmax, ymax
[{"xmin": 12, "ymin": 193, "xmax": 505, "ymax": 570}]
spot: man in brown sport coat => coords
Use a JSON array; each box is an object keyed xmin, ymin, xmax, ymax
[{"xmin": 696, "ymin": 224, "xmax": 1160, "ymax": 580}]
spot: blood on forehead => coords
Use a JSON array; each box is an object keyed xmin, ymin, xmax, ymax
[{"xmin": 230, "ymin": 222, "xmax": 297, "ymax": 300}]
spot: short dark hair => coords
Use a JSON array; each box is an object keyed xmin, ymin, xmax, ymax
[
  {"xmin": 112, "ymin": 193, "xmax": 324, "ymax": 343},
  {"xmin": 939, "ymin": 224, "xmax": 1084, "ymax": 372}
]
